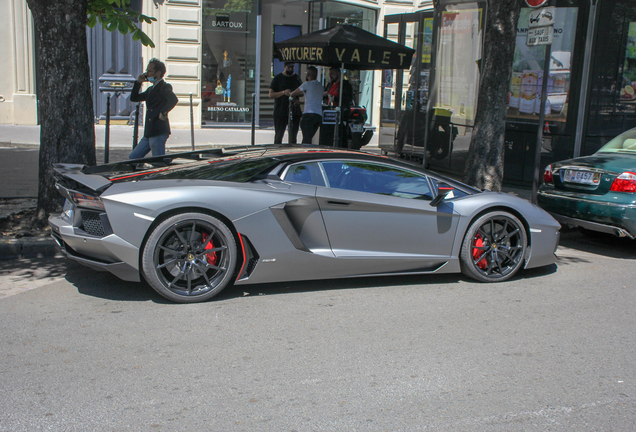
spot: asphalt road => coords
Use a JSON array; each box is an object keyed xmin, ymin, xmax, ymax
[{"xmin": 0, "ymin": 229, "xmax": 635, "ymax": 431}]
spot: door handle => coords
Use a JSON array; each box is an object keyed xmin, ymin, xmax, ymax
[{"xmin": 326, "ymin": 200, "xmax": 351, "ymax": 206}]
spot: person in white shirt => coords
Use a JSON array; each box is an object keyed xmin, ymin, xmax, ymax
[{"xmin": 291, "ymin": 66, "xmax": 323, "ymax": 144}]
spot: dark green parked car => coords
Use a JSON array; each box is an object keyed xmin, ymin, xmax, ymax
[{"xmin": 538, "ymin": 128, "xmax": 636, "ymax": 239}]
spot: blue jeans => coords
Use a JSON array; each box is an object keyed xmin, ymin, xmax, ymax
[{"xmin": 129, "ymin": 134, "xmax": 169, "ymax": 159}]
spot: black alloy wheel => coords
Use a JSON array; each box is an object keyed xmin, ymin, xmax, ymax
[
  {"xmin": 142, "ymin": 212, "xmax": 237, "ymax": 303},
  {"xmin": 460, "ymin": 211, "xmax": 527, "ymax": 282}
]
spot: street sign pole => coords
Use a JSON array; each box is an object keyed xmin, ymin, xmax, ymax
[{"xmin": 531, "ymin": 0, "xmax": 556, "ymax": 204}]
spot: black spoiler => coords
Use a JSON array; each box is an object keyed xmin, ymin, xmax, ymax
[{"xmin": 52, "ymin": 144, "xmax": 291, "ymax": 194}]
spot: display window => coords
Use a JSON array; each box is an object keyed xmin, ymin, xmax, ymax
[
  {"xmin": 433, "ymin": 5, "xmax": 484, "ymax": 126},
  {"xmin": 507, "ymin": 7, "xmax": 578, "ymax": 124},
  {"xmin": 201, "ymin": 0, "xmax": 257, "ymax": 125},
  {"xmin": 619, "ymin": 22, "xmax": 636, "ymax": 103},
  {"xmin": 308, "ymin": 2, "xmax": 377, "ymax": 123}
]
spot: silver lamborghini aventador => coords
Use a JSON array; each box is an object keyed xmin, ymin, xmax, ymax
[{"xmin": 49, "ymin": 145, "xmax": 560, "ymax": 303}]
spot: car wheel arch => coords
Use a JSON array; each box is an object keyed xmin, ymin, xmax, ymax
[
  {"xmin": 138, "ymin": 206, "xmax": 243, "ymax": 278},
  {"xmin": 464, "ymin": 205, "xmax": 532, "ymax": 249}
]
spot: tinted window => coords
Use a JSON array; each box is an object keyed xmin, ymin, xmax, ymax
[
  {"xmin": 320, "ymin": 161, "xmax": 433, "ymax": 200},
  {"xmin": 141, "ymin": 157, "xmax": 279, "ymax": 182},
  {"xmin": 283, "ymin": 162, "xmax": 326, "ymax": 186}
]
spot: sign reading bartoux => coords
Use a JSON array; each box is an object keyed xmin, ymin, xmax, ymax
[
  {"xmin": 527, "ymin": 6, "xmax": 555, "ymax": 46},
  {"xmin": 205, "ymin": 12, "xmax": 248, "ymax": 32}
]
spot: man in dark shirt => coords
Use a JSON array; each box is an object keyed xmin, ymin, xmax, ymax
[
  {"xmin": 269, "ymin": 62, "xmax": 302, "ymax": 144},
  {"xmin": 129, "ymin": 58, "xmax": 179, "ymax": 159}
]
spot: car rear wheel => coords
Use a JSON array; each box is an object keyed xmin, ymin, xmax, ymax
[
  {"xmin": 460, "ymin": 211, "xmax": 527, "ymax": 282},
  {"xmin": 142, "ymin": 212, "xmax": 237, "ymax": 303}
]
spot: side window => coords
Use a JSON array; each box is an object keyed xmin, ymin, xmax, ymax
[
  {"xmin": 283, "ymin": 162, "xmax": 326, "ymax": 187},
  {"xmin": 320, "ymin": 161, "xmax": 433, "ymax": 200}
]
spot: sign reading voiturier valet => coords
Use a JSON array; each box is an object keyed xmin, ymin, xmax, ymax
[{"xmin": 527, "ymin": 6, "xmax": 555, "ymax": 46}]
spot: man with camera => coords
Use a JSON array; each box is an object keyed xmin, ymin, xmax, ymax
[{"xmin": 129, "ymin": 58, "xmax": 179, "ymax": 159}]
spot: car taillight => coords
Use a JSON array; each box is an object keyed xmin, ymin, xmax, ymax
[
  {"xmin": 71, "ymin": 191, "xmax": 105, "ymax": 210},
  {"xmin": 543, "ymin": 164, "xmax": 553, "ymax": 184},
  {"xmin": 610, "ymin": 172, "xmax": 636, "ymax": 192}
]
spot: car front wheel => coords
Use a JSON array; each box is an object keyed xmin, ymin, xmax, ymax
[
  {"xmin": 141, "ymin": 212, "xmax": 237, "ymax": 303},
  {"xmin": 460, "ymin": 211, "xmax": 527, "ymax": 282}
]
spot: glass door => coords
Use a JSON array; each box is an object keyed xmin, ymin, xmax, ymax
[
  {"xmin": 379, "ymin": 21, "xmax": 402, "ymax": 152},
  {"xmin": 379, "ymin": 12, "xmax": 434, "ymax": 157}
]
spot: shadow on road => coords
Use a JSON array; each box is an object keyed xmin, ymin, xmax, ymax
[
  {"xmin": 60, "ymin": 260, "xmax": 560, "ymax": 304},
  {"xmin": 558, "ymin": 227, "xmax": 636, "ymax": 260}
]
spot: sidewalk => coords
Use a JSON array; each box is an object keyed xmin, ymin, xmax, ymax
[{"xmin": 0, "ymin": 123, "xmax": 380, "ymax": 149}]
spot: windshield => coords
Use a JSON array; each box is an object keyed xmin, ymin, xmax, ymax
[{"xmin": 597, "ymin": 129, "xmax": 636, "ymax": 154}]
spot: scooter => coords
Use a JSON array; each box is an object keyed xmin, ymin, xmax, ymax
[{"xmin": 345, "ymin": 106, "xmax": 374, "ymax": 150}]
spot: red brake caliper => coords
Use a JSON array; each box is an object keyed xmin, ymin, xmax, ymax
[
  {"xmin": 201, "ymin": 233, "xmax": 218, "ymax": 266},
  {"xmin": 472, "ymin": 233, "xmax": 488, "ymax": 270}
]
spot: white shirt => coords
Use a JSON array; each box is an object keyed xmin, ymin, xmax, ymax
[{"xmin": 299, "ymin": 80, "xmax": 323, "ymax": 116}]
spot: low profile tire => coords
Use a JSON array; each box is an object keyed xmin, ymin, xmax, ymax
[
  {"xmin": 460, "ymin": 211, "xmax": 527, "ymax": 282},
  {"xmin": 141, "ymin": 212, "xmax": 237, "ymax": 303}
]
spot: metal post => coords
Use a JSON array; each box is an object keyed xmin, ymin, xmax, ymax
[
  {"xmin": 132, "ymin": 103, "xmax": 140, "ymax": 149},
  {"xmin": 104, "ymin": 93, "xmax": 111, "ymax": 164},
  {"xmin": 189, "ymin": 93, "xmax": 195, "ymax": 150},
  {"xmin": 251, "ymin": 93, "xmax": 256, "ymax": 145},
  {"xmin": 288, "ymin": 96, "xmax": 293, "ymax": 144},
  {"xmin": 532, "ymin": 0, "xmax": 556, "ymax": 204}
]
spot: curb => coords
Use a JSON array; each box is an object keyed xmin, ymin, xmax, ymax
[{"xmin": 0, "ymin": 237, "xmax": 61, "ymax": 261}]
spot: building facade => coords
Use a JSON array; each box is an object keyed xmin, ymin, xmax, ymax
[{"xmin": 0, "ymin": 0, "xmax": 433, "ymax": 129}]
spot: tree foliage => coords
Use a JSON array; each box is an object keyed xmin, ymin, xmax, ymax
[{"xmin": 87, "ymin": 0, "xmax": 157, "ymax": 47}]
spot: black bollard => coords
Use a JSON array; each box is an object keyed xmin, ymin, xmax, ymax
[
  {"xmin": 104, "ymin": 93, "xmax": 111, "ymax": 164},
  {"xmin": 132, "ymin": 102, "xmax": 140, "ymax": 149},
  {"xmin": 190, "ymin": 93, "xmax": 195, "ymax": 150},
  {"xmin": 251, "ymin": 93, "xmax": 256, "ymax": 146}
]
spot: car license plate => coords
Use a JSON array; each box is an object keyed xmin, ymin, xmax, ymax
[
  {"xmin": 563, "ymin": 169, "xmax": 600, "ymax": 185},
  {"xmin": 350, "ymin": 123, "xmax": 364, "ymax": 133}
]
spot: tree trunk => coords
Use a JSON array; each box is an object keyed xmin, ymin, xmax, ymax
[
  {"xmin": 26, "ymin": 0, "xmax": 96, "ymax": 223},
  {"xmin": 463, "ymin": 0, "xmax": 522, "ymax": 191}
]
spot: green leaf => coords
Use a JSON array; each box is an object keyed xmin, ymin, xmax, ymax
[
  {"xmin": 87, "ymin": 14, "xmax": 97, "ymax": 28},
  {"xmin": 140, "ymin": 32, "xmax": 155, "ymax": 48},
  {"xmin": 118, "ymin": 19, "xmax": 128, "ymax": 35}
]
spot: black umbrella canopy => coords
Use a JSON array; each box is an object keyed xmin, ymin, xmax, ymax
[{"xmin": 275, "ymin": 24, "xmax": 415, "ymax": 70}]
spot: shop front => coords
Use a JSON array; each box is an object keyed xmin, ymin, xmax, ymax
[
  {"xmin": 201, "ymin": 0, "xmax": 258, "ymax": 126},
  {"xmin": 199, "ymin": 0, "xmax": 378, "ymax": 128},
  {"xmin": 386, "ymin": 0, "xmax": 636, "ymax": 186}
]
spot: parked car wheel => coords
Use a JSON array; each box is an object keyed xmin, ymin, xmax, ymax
[
  {"xmin": 142, "ymin": 212, "xmax": 237, "ymax": 303},
  {"xmin": 460, "ymin": 211, "xmax": 527, "ymax": 282}
]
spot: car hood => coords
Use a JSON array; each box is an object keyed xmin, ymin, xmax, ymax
[{"xmin": 553, "ymin": 153, "xmax": 636, "ymax": 174}]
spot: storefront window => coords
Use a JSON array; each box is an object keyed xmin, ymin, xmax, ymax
[
  {"xmin": 201, "ymin": 0, "xmax": 257, "ymax": 125},
  {"xmin": 433, "ymin": 4, "xmax": 483, "ymax": 126},
  {"xmin": 507, "ymin": 7, "xmax": 578, "ymax": 124},
  {"xmin": 308, "ymin": 2, "xmax": 377, "ymax": 123},
  {"xmin": 584, "ymin": 1, "xmax": 636, "ymax": 154}
]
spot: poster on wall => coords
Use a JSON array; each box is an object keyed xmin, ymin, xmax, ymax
[
  {"xmin": 620, "ymin": 22, "xmax": 636, "ymax": 103},
  {"xmin": 507, "ymin": 7, "xmax": 578, "ymax": 122}
]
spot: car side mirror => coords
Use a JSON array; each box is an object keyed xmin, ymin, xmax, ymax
[{"xmin": 430, "ymin": 186, "xmax": 453, "ymax": 207}]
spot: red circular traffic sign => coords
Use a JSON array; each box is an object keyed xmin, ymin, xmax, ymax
[{"xmin": 526, "ymin": 0, "xmax": 548, "ymax": 6}]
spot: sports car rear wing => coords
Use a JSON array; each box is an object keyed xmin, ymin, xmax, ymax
[
  {"xmin": 52, "ymin": 144, "xmax": 289, "ymax": 194},
  {"xmin": 84, "ymin": 144, "xmax": 283, "ymax": 176}
]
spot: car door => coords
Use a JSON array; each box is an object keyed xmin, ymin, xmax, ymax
[{"xmin": 315, "ymin": 160, "xmax": 460, "ymax": 262}]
